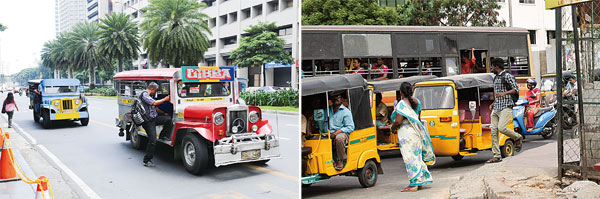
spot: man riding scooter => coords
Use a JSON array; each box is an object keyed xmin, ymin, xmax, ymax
[{"xmin": 525, "ymin": 79, "xmax": 541, "ymax": 132}]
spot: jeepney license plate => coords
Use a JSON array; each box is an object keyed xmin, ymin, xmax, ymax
[
  {"xmin": 62, "ymin": 110, "xmax": 75, "ymax": 113},
  {"xmin": 241, "ymin": 149, "xmax": 261, "ymax": 160}
]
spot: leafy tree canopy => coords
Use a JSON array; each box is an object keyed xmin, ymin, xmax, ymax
[
  {"xmin": 398, "ymin": 0, "xmax": 505, "ymax": 27},
  {"xmin": 302, "ymin": 0, "xmax": 399, "ymax": 25},
  {"xmin": 0, "ymin": 23, "xmax": 6, "ymax": 31},
  {"xmin": 230, "ymin": 22, "xmax": 294, "ymax": 68}
]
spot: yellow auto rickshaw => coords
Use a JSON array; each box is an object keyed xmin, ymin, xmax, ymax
[
  {"xmin": 414, "ymin": 73, "xmax": 516, "ymax": 160},
  {"xmin": 367, "ymin": 75, "xmax": 437, "ymax": 151},
  {"xmin": 301, "ymin": 74, "xmax": 382, "ymax": 188}
]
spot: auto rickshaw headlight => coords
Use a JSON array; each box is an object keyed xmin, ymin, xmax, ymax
[
  {"xmin": 53, "ymin": 101, "xmax": 60, "ymax": 106},
  {"xmin": 249, "ymin": 111, "xmax": 259, "ymax": 123},
  {"xmin": 75, "ymin": 100, "xmax": 81, "ymax": 105},
  {"xmin": 214, "ymin": 112, "xmax": 225, "ymax": 126}
]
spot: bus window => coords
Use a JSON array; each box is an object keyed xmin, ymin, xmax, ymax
[
  {"xmin": 398, "ymin": 58, "xmax": 419, "ymax": 77},
  {"xmin": 421, "ymin": 58, "xmax": 442, "ymax": 77},
  {"xmin": 315, "ymin": 59, "xmax": 340, "ymax": 76},
  {"xmin": 445, "ymin": 58, "xmax": 459, "ymax": 76},
  {"xmin": 302, "ymin": 59, "xmax": 314, "ymax": 77},
  {"xmin": 509, "ymin": 57, "xmax": 530, "ymax": 76}
]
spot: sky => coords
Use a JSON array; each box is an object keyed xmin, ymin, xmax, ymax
[{"xmin": 0, "ymin": 0, "xmax": 55, "ymax": 75}]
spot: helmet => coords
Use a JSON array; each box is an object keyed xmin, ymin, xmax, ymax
[{"xmin": 527, "ymin": 78, "xmax": 537, "ymax": 87}]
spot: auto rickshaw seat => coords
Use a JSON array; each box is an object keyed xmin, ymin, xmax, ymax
[
  {"xmin": 480, "ymin": 101, "xmax": 493, "ymax": 124},
  {"xmin": 458, "ymin": 101, "xmax": 480, "ymax": 122}
]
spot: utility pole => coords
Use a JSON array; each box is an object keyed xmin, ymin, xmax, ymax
[{"xmin": 508, "ymin": 0, "xmax": 513, "ymax": 27}]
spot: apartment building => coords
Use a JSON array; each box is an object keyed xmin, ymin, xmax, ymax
[
  {"xmin": 56, "ymin": 0, "xmax": 87, "ymax": 33},
  {"xmin": 86, "ymin": 0, "xmax": 114, "ymax": 22}
]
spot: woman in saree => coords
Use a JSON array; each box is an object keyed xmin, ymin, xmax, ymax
[{"xmin": 390, "ymin": 82, "xmax": 436, "ymax": 192}]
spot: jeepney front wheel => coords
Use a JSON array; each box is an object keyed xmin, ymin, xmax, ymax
[
  {"xmin": 130, "ymin": 126, "xmax": 147, "ymax": 150},
  {"xmin": 42, "ymin": 110, "xmax": 51, "ymax": 129},
  {"xmin": 80, "ymin": 117, "xmax": 89, "ymax": 126},
  {"xmin": 501, "ymin": 140, "xmax": 515, "ymax": 158},
  {"xmin": 181, "ymin": 134, "xmax": 209, "ymax": 175},
  {"xmin": 358, "ymin": 160, "xmax": 378, "ymax": 188}
]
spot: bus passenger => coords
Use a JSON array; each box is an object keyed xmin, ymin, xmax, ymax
[
  {"xmin": 345, "ymin": 58, "xmax": 353, "ymax": 71},
  {"xmin": 372, "ymin": 58, "xmax": 389, "ymax": 80},
  {"xmin": 461, "ymin": 48, "xmax": 476, "ymax": 74},
  {"xmin": 422, "ymin": 61, "xmax": 433, "ymax": 76}
]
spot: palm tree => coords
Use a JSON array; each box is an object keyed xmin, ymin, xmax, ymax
[
  {"xmin": 41, "ymin": 39, "xmax": 59, "ymax": 78},
  {"xmin": 41, "ymin": 34, "xmax": 73, "ymax": 79},
  {"xmin": 141, "ymin": 0, "xmax": 211, "ymax": 68},
  {"xmin": 66, "ymin": 22, "xmax": 108, "ymax": 89},
  {"xmin": 98, "ymin": 12, "xmax": 140, "ymax": 72}
]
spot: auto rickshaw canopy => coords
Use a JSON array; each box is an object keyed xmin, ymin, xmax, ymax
[
  {"xmin": 421, "ymin": 73, "xmax": 495, "ymax": 89},
  {"xmin": 301, "ymin": 74, "xmax": 367, "ymax": 96},
  {"xmin": 368, "ymin": 75, "xmax": 436, "ymax": 93}
]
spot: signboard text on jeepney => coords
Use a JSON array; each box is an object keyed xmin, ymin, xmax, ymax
[
  {"xmin": 546, "ymin": 0, "xmax": 591, "ymax": 9},
  {"xmin": 182, "ymin": 66, "xmax": 235, "ymax": 82}
]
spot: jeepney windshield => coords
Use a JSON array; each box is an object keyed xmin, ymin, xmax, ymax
[
  {"xmin": 44, "ymin": 86, "xmax": 78, "ymax": 94},
  {"xmin": 541, "ymin": 76, "xmax": 556, "ymax": 92},
  {"xmin": 414, "ymin": 85, "xmax": 455, "ymax": 110},
  {"xmin": 177, "ymin": 81, "xmax": 231, "ymax": 98}
]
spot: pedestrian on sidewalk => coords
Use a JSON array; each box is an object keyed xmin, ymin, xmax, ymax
[
  {"xmin": 390, "ymin": 82, "xmax": 436, "ymax": 192},
  {"xmin": 488, "ymin": 58, "xmax": 523, "ymax": 163},
  {"xmin": 2, "ymin": 92, "xmax": 19, "ymax": 128}
]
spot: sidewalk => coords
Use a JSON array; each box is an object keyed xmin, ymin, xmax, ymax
[
  {"xmin": 449, "ymin": 142, "xmax": 600, "ymax": 199},
  {"xmin": 0, "ymin": 115, "xmax": 78, "ymax": 198}
]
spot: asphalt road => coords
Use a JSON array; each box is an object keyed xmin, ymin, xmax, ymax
[
  {"xmin": 302, "ymin": 128, "xmax": 563, "ymax": 199},
  {"xmin": 7, "ymin": 93, "xmax": 299, "ymax": 199}
]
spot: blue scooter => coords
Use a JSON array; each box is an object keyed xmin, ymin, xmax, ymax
[{"xmin": 512, "ymin": 98, "xmax": 557, "ymax": 139}]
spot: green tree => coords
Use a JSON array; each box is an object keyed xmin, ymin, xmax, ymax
[
  {"xmin": 231, "ymin": 22, "xmax": 293, "ymax": 69},
  {"xmin": 141, "ymin": 0, "xmax": 212, "ymax": 68},
  {"xmin": 98, "ymin": 12, "xmax": 140, "ymax": 72},
  {"xmin": 0, "ymin": 23, "xmax": 6, "ymax": 31},
  {"xmin": 66, "ymin": 22, "xmax": 109, "ymax": 89},
  {"xmin": 302, "ymin": 0, "xmax": 399, "ymax": 25},
  {"xmin": 397, "ymin": 0, "xmax": 443, "ymax": 26},
  {"xmin": 41, "ymin": 34, "xmax": 73, "ymax": 79},
  {"xmin": 440, "ymin": 0, "xmax": 505, "ymax": 26}
]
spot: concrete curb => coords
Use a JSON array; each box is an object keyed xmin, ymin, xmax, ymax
[
  {"xmin": 261, "ymin": 109, "xmax": 298, "ymax": 116},
  {"xmin": 0, "ymin": 114, "xmax": 101, "ymax": 199}
]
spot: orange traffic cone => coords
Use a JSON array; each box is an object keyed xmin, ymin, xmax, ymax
[
  {"xmin": 35, "ymin": 176, "xmax": 50, "ymax": 199},
  {"xmin": 0, "ymin": 130, "xmax": 4, "ymax": 150},
  {"xmin": 0, "ymin": 132, "xmax": 16, "ymax": 179}
]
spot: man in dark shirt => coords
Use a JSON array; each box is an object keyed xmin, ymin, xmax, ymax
[{"xmin": 140, "ymin": 82, "xmax": 172, "ymax": 167}]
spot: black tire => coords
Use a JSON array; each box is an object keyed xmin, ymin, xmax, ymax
[
  {"xmin": 501, "ymin": 140, "xmax": 514, "ymax": 158},
  {"xmin": 302, "ymin": 183, "xmax": 312, "ymax": 188},
  {"xmin": 181, "ymin": 134, "xmax": 209, "ymax": 175},
  {"xmin": 130, "ymin": 126, "xmax": 147, "ymax": 150},
  {"xmin": 33, "ymin": 111, "xmax": 40, "ymax": 123},
  {"xmin": 80, "ymin": 117, "xmax": 89, "ymax": 126},
  {"xmin": 358, "ymin": 160, "xmax": 378, "ymax": 188},
  {"xmin": 451, "ymin": 155, "xmax": 464, "ymax": 161},
  {"xmin": 42, "ymin": 110, "xmax": 51, "ymax": 129},
  {"xmin": 542, "ymin": 125, "xmax": 555, "ymax": 139}
]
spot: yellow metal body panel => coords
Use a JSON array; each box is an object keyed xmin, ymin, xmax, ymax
[{"xmin": 55, "ymin": 112, "xmax": 81, "ymax": 120}]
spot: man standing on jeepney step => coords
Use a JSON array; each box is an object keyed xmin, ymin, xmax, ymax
[
  {"xmin": 488, "ymin": 58, "xmax": 523, "ymax": 163},
  {"xmin": 328, "ymin": 92, "xmax": 355, "ymax": 171},
  {"xmin": 140, "ymin": 82, "xmax": 172, "ymax": 167}
]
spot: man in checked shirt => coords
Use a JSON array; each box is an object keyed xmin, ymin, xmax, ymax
[{"xmin": 487, "ymin": 58, "xmax": 523, "ymax": 163}]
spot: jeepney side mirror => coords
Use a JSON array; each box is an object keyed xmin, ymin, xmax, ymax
[
  {"xmin": 237, "ymin": 98, "xmax": 246, "ymax": 106},
  {"xmin": 469, "ymin": 101, "xmax": 477, "ymax": 120}
]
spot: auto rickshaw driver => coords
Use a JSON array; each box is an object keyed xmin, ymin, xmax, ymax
[{"xmin": 327, "ymin": 92, "xmax": 355, "ymax": 171}]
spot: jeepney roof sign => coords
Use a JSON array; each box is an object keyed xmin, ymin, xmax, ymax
[
  {"xmin": 182, "ymin": 66, "xmax": 235, "ymax": 83},
  {"xmin": 546, "ymin": 0, "xmax": 591, "ymax": 9}
]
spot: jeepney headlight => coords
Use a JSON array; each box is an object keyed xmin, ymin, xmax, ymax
[
  {"xmin": 214, "ymin": 112, "xmax": 224, "ymax": 126},
  {"xmin": 75, "ymin": 100, "xmax": 81, "ymax": 105},
  {"xmin": 249, "ymin": 111, "xmax": 259, "ymax": 123},
  {"xmin": 53, "ymin": 101, "xmax": 60, "ymax": 106},
  {"xmin": 252, "ymin": 125, "xmax": 258, "ymax": 132}
]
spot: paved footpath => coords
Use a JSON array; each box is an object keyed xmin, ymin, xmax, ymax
[
  {"xmin": 0, "ymin": 112, "xmax": 79, "ymax": 198},
  {"xmin": 450, "ymin": 141, "xmax": 600, "ymax": 199}
]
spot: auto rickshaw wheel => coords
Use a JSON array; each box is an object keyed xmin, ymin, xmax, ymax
[
  {"xmin": 42, "ymin": 110, "xmax": 51, "ymax": 129},
  {"xmin": 451, "ymin": 155, "xmax": 464, "ymax": 161},
  {"xmin": 181, "ymin": 133, "xmax": 209, "ymax": 175},
  {"xmin": 358, "ymin": 160, "xmax": 378, "ymax": 188},
  {"xmin": 501, "ymin": 140, "xmax": 514, "ymax": 158},
  {"xmin": 130, "ymin": 126, "xmax": 147, "ymax": 150}
]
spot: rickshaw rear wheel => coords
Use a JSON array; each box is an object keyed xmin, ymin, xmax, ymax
[
  {"xmin": 358, "ymin": 160, "xmax": 378, "ymax": 188},
  {"xmin": 451, "ymin": 155, "xmax": 464, "ymax": 161},
  {"xmin": 181, "ymin": 133, "xmax": 209, "ymax": 175},
  {"xmin": 501, "ymin": 140, "xmax": 515, "ymax": 158}
]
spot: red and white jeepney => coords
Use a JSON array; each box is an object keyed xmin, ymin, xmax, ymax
[{"xmin": 113, "ymin": 66, "xmax": 280, "ymax": 174}]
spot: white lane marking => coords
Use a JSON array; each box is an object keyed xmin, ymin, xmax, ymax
[
  {"xmin": 38, "ymin": 145, "xmax": 102, "ymax": 199},
  {"xmin": 279, "ymin": 137, "xmax": 290, "ymax": 140},
  {"xmin": 0, "ymin": 114, "xmax": 102, "ymax": 198}
]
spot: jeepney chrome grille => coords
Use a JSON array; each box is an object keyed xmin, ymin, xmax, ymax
[
  {"xmin": 227, "ymin": 109, "xmax": 248, "ymax": 135},
  {"xmin": 62, "ymin": 100, "xmax": 73, "ymax": 110}
]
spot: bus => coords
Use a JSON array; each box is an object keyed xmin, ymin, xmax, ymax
[{"xmin": 301, "ymin": 25, "xmax": 534, "ymax": 96}]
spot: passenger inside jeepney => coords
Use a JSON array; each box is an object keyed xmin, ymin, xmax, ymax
[{"xmin": 177, "ymin": 81, "xmax": 231, "ymax": 98}]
